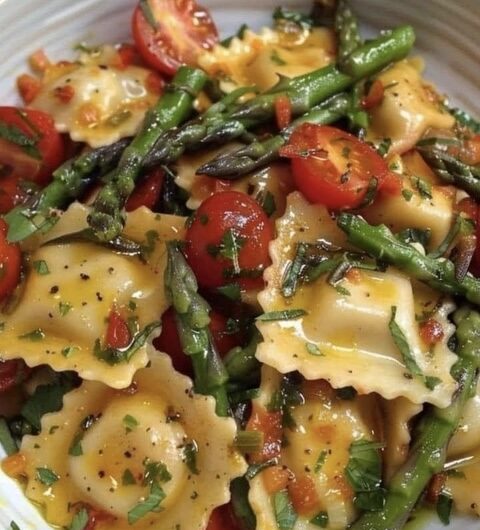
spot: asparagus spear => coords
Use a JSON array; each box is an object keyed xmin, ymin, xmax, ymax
[
  {"xmin": 350, "ymin": 307, "xmax": 480, "ymax": 530},
  {"xmin": 145, "ymin": 26, "xmax": 415, "ymax": 173},
  {"xmin": 417, "ymin": 145, "xmax": 480, "ymax": 200},
  {"xmin": 335, "ymin": 0, "xmax": 362, "ymax": 63},
  {"xmin": 164, "ymin": 242, "xmax": 230, "ymax": 417},
  {"xmin": 5, "ymin": 138, "xmax": 129, "ymax": 243},
  {"xmin": 224, "ymin": 329, "xmax": 262, "ymax": 384},
  {"xmin": 336, "ymin": 213, "xmax": 480, "ymax": 306},
  {"xmin": 88, "ymin": 66, "xmax": 208, "ymax": 241},
  {"xmin": 197, "ymin": 92, "xmax": 351, "ymax": 179}
]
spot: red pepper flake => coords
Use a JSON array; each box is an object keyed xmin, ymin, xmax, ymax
[
  {"xmin": 426, "ymin": 473, "xmax": 447, "ymax": 504},
  {"xmin": 54, "ymin": 85, "xmax": 75, "ymax": 104},
  {"xmin": 361, "ymin": 79, "xmax": 385, "ymax": 110},
  {"xmin": 275, "ymin": 94, "xmax": 292, "ymax": 130},
  {"xmin": 420, "ymin": 318, "xmax": 444, "ymax": 346},
  {"xmin": 106, "ymin": 308, "xmax": 131, "ymax": 349}
]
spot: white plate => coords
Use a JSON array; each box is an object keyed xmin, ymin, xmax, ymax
[{"xmin": 0, "ymin": 1, "xmax": 479, "ymax": 529}]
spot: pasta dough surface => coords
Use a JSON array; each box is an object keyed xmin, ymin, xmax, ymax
[
  {"xmin": 257, "ymin": 192, "xmax": 458, "ymax": 407},
  {"xmin": 0, "ymin": 203, "xmax": 185, "ymax": 388},
  {"xmin": 20, "ymin": 351, "xmax": 246, "ymax": 529}
]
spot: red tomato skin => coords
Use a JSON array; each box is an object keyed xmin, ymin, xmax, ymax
[
  {"xmin": 0, "ymin": 359, "xmax": 30, "ymax": 393},
  {"xmin": 106, "ymin": 309, "xmax": 131, "ymax": 349},
  {"xmin": 153, "ymin": 307, "xmax": 241, "ymax": 376},
  {"xmin": 125, "ymin": 168, "xmax": 164, "ymax": 212},
  {"xmin": 185, "ymin": 191, "xmax": 273, "ymax": 290},
  {"xmin": 281, "ymin": 124, "xmax": 391, "ymax": 210},
  {"xmin": 0, "ymin": 107, "xmax": 65, "ymax": 185},
  {"xmin": 207, "ymin": 503, "xmax": 243, "ymax": 530},
  {"xmin": 0, "ymin": 173, "xmax": 27, "ymax": 214},
  {"xmin": 0, "ymin": 219, "xmax": 21, "ymax": 302},
  {"xmin": 132, "ymin": 0, "xmax": 218, "ymax": 76}
]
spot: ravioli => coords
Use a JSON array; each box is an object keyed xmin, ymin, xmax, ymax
[
  {"xmin": 0, "ymin": 203, "xmax": 186, "ymax": 388},
  {"xmin": 18, "ymin": 351, "xmax": 246, "ymax": 529},
  {"xmin": 256, "ymin": 192, "xmax": 458, "ymax": 407},
  {"xmin": 199, "ymin": 26, "xmax": 335, "ymax": 92},
  {"xmin": 29, "ymin": 46, "xmax": 159, "ymax": 147},
  {"xmin": 363, "ymin": 154, "xmax": 455, "ymax": 249},
  {"xmin": 366, "ymin": 59, "xmax": 455, "ymax": 154},
  {"xmin": 248, "ymin": 366, "xmax": 381, "ymax": 530}
]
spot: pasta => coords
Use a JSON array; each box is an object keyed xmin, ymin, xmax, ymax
[
  {"xmin": 257, "ymin": 192, "xmax": 458, "ymax": 407},
  {"xmin": 19, "ymin": 351, "xmax": 246, "ymax": 529},
  {"xmin": 0, "ymin": 1, "xmax": 479, "ymax": 529},
  {"xmin": 0, "ymin": 203, "xmax": 185, "ymax": 388},
  {"xmin": 30, "ymin": 46, "xmax": 160, "ymax": 147}
]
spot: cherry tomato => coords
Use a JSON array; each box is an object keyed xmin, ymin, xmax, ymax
[
  {"xmin": 0, "ymin": 107, "xmax": 65, "ymax": 186},
  {"xmin": 0, "ymin": 219, "xmax": 21, "ymax": 302},
  {"xmin": 132, "ymin": 0, "xmax": 218, "ymax": 76},
  {"xmin": 280, "ymin": 124, "xmax": 394, "ymax": 210},
  {"xmin": 0, "ymin": 173, "xmax": 28, "ymax": 214},
  {"xmin": 207, "ymin": 503, "xmax": 243, "ymax": 530},
  {"xmin": 125, "ymin": 168, "xmax": 164, "ymax": 212},
  {"xmin": 0, "ymin": 359, "xmax": 30, "ymax": 393},
  {"xmin": 185, "ymin": 191, "xmax": 273, "ymax": 289},
  {"xmin": 106, "ymin": 309, "xmax": 131, "ymax": 349},
  {"xmin": 153, "ymin": 307, "xmax": 241, "ymax": 376}
]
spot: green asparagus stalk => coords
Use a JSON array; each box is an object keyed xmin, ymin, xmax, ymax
[
  {"xmin": 164, "ymin": 242, "xmax": 230, "ymax": 417},
  {"xmin": 4, "ymin": 138, "xmax": 129, "ymax": 242},
  {"xmin": 88, "ymin": 66, "xmax": 208, "ymax": 241},
  {"xmin": 417, "ymin": 145, "xmax": 480, "ymax": 200},
  {"xmin": 224, "ymin": 330, "xmax": 262, "ymax": 383},
  {"xmin": 145, "ymin": 26, "xmax": 415, "ymax": 173},
  {"xmin": 340, "ymin": 26, "xmax": 414, "ymax": 79},
  {"xmin": 336, "ymin": 213, "xmax": 480, "ymax": 305},
  {"xmin": 335, "ymin": 0, "xmax": 362, "ymax": 63},
  {"xmin": 350, "ymin": 307, "xmax": 480, "ymax": 530},
  {"xmin": 197, "ymin": 93, "xmax": 350, "ymax": 179}
]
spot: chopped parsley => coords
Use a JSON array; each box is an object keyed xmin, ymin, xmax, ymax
[
  {"xmin": 310, "ymin": 511, "xmax": 329, "ymax": 528},
  {"xmin": 273, "ymin": 489, "xmax": 297, "ymax": 530},
  {"xmin": 306, "ymin": 342, "xmax": 323, "ymax": 356},
  {"xmin": 122, "ymin": 468, "xmax": 137, "ymax": 486},
  {"xmin": 344, "ymin": 439, "xmax": 386, "ymax": 511},
  {"xmin": 257, "ymin": 309, "xmax": 307, "ymax": 321},
  {"xmin": 216, "ymin": 282, "xmax": 242, "ymax": 301},
  {"xmin": 36, "ymin": 467, "xmax": 59, "ymax": 486},
  {"xmin": 123, "ymin": 414, "xmax": 139, "ymax": 433},
  {"xmin": 32, "ymin": 260, "xmax": 50, "ymax": 275},
  {"xmin": 68, "ymin": 508, "xmax": 89, "ymax": 530},
  {"xmin": 59, "ymin": 301, "xmax": 72, "ymax": 316},
  {"xmin": 410, "ymin": 176, "xmax": 433, "ymax": 199},
  {"xmin": 314, "ymin": 450, "xmax": 327, "ymax": 473},
  {"xmin": 18, "ymin": 328, "xmax": 45, "ymax": 341},
  {"xmin": 436, "ymin": 491, "xmax": 453, "ymax": 525}
]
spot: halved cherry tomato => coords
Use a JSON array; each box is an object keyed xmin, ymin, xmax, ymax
[
  {"xmin": 0, "ymin": 219, "xmax": 21, "ymax": 302},
  {"xmin": 207, "ymin": 503, "xmax": 243, "ymax": 530},
  {"xmin": 106, "ymin": 309, "xmax": 131, "ymax": 349},
  {"xmin": 185, "ymin": 191, "xmax": 273, "ymax": 289},
  {"xmin": 280, "ymin": 124, "xmax": 394, "ymax": 210},
  {"xmin": 0, "ymin": 359, "xmax": 31, "ymax": 393},
  {"xmin": 132, "ymin": 0, "xmax": 218, "ymax": 76},
  {"xmin": 153, "ymin": 307, "xmax": 241, "ymax": 376},
  {"xmin": 0, "ymin": 173, "xmax": 28, "ymax": 214},
  {"xmin": 0, "ymin": 107, "xmax": 65, "ymax": 186},
  {"xmin": 126, "ymin": 168, "xmax": 164, "ymax": 212}
]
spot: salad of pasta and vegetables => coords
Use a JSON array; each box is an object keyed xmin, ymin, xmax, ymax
[{"xmin": 1, "ymin": 1, "xmax": 480, "ymax": 529}]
